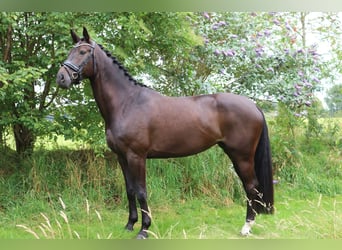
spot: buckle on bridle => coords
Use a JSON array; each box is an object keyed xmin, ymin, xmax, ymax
[
  {"xmin": 71, "ymin": 71, "xmax": 79, "ymax": 80},
  {"xmin": 62, "ymin": 61, "xmax": 81, "ymax": 81}
]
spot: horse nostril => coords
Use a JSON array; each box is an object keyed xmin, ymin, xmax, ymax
[{"xmin": 58, "ymin": 73, "xmax": 65, "ymax": 83}]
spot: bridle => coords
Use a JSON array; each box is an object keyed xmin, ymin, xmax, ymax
[{"xmin": 62, "ymin": 42, "xmax": 96, "ymax": 83}]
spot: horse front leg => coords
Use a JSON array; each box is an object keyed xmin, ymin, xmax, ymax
[
  {"xmin": 126, "ymin": 153, "xmax": 151, "ymax": 239},
  {"xmin": 118, "ymin": 156, "xmax": 138, "ymax": 231}
]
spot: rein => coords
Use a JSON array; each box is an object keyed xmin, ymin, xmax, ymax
[{"xmin": 62, "ymin": 43, "xmax": 96, "ymax": 83}]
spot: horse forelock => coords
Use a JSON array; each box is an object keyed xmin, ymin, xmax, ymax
[{"xmin": 97, "ymin": 43, "xmax": 148, "ymax": 88}]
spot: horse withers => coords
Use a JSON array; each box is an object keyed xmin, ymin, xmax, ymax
[{"xmin": 56, "ymin": 27, "xmax": 274, "ymax": 239}]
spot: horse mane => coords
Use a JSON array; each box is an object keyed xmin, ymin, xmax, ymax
[{"xmin": 97, "ymin": 43, "xmax": 148, "ymax": 88}]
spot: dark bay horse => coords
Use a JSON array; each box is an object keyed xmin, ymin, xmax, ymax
[{"xmin": 56, "ymin": 27, "xmax": 274, "ymax": 239}]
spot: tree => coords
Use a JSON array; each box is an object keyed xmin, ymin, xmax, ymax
[
  {"xmin": 1, "ymin": 12, "xmax": 341, "ymax": 155},
  {"xmin": 189, "ymin": 12, "xmax": 324, "ymax": 112},
  {"xmin": 325, "ymin": 84, "xmax": 342, "ymax": 116},
  {"xmin": 0, "ymin": 12, "xmax": 203, "ymax": 154},
  {"xmin": 0, "ymin": 12, "xmax": 83, "ymax": 154}
]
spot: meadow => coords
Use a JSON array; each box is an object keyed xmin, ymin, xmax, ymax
[{"xmin": 0, "ymin": 117, "xmax": 341, "ymax": 239}]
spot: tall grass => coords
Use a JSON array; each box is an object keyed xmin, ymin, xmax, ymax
[
  {"xmin": 16, "ymin": 197, "xmax": 113, "ymax": 239},
  {"xmin": 0, "ymin": 144, "xmax": 246, "ymax": 239},
  {"xmin": 268, "ymin": 108, "xmax": 342, "ymax": 196},
  {"xmin": 147, "ymin": 148, "xmax": 245, "ymax": 205},
  {"xmin": 0, "ymin": 145, "xmax": 244, "ymax": 210}
]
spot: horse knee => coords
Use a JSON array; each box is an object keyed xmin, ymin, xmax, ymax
[{"xmin": 136, "ymin": 188, "xmax": 147, "ymax": 202}]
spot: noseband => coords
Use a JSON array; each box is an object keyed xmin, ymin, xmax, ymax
[{"xmin": 62, "ymin": 43, "xmax": 95, "ymax": 83}]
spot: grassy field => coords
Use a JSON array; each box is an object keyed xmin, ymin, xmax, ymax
[
  {"xmin": 0, "ymin": 117, "xmax": 341, "ymax": 239},
  {"xmin": 0, "ymin": 184, "xmax": 341, "ymax": 239}
]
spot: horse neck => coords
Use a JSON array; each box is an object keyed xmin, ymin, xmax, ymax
[{"xmin": 90, "ymin": 51, "xmax": 138, "ymax": 125}]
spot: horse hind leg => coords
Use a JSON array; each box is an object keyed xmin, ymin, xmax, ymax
[
  {"xmin": 219, "ymin": 144, "xmax": 261, "ymax": 236},
  {"xmin": 240, "ymin": 185, "xmax": 267, "ymax": 236},
  {"xmin": 118, "ymin": 154, "xmax": 151, "ymax": 239},
  {"xmin": 126, "ymin": 154, "xmax": 151, "ymax": 239},
  {"xmin": 233, "ymin": 160, "xmax": 262, "ymax": 236}
]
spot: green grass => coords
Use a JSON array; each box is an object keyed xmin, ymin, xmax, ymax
[
  {"xmin": 0, "ymin": 116, "xmax": 341, "ymax": 239},
  {"xmin": 1, "ymin": 185, "xmax": 341, "ymax": 239},
  {"xmin": 1, "ymin": 146, "xmax": 341, "ymax": 239}
]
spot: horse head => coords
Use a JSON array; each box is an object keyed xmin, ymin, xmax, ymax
[{"xmin": 56, "ymin": 27, "xmax": 96, "ymax": 89}]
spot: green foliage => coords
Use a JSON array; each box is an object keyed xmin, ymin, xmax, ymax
[
  {"xmin": 191, "ymin": 12, "xmax": 324, "ymax": 112},
  {"xmin": 147, "ymin": 147, "xmax": 245, "ymax": 205},
  {"xmin": 1, "ymin": 12, "xmax": 341, "ymax": 154},
  {"xmin": 270, "ymin": 105, "xmax": 342, "ymax": 195},
  {"xmin": 269, "ymin": 104, "xmax": 302, "ymax": 174},
  {"xmin": 325, "ymin": 84, "xmax": 342, "ymax": 116},
  {"xmin": 0, "ymin": 12, "xmax": 82, "ymax": 153}
]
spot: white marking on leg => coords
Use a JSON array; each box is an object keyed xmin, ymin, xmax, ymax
[{"xmin": 240, "ymin": 220, "xmax": 255, "ymax": 236}]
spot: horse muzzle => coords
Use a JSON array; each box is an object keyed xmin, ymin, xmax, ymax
[{"xmin": 56, "ymin": 67, "xmax": 73, "ymax": 89}]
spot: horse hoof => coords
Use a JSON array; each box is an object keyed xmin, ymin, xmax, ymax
[
  {"xmin": 136, "ymin": 230, "xmax": 148, "ymax": 239},
  {"xmin": 240, "ymin": 220, "xmax": 254, "ymax": 236},
  {"xmin": 240, "ymin": 229, "xmax": 251, "ymax": 236},
  {"xmin": 136, "ymin": 234, "xmax": 146, "ymax": 239},
  {"xmin": 125, "ymin": 223, "xmax": 134, "ymax": 231}
]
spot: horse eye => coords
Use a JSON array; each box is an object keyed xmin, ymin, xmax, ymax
[{"xmin": 80, "ymin": 50, "xmax": 86, "ymax": 55}]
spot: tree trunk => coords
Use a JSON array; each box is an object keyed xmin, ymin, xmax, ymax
[{"xmin": 13, "ymin": 123, "xmax": 35, "ymax": 155}]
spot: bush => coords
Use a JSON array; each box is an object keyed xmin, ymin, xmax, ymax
[{"xmin": 269, "ymin": 104, "xmax": 342, "ymax": 196}]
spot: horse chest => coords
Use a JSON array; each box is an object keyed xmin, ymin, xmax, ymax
[
  {"xmin": 105, "ymin": 124, "xmax": 148, "ymax": 155},
  {"xmin": 105, "ymin": 128, "xmax": 118, "ymax": 152}
]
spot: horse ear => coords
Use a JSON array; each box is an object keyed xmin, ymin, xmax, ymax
[
  {"xmin": 83, "ymin": 27, "xmax": 91, "ymax": 43},
  {"xmin": 70, "ymin": 29, "xmax": 80, "ymax": 44}
]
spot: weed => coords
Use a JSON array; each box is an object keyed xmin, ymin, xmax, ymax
[{"xmin": 16, "ymin": 197, "xmax": 112, "ymax": 239}]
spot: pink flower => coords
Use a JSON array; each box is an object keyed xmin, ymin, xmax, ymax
[
  {"xmin": 264, "ymin": 29, "xmax": 272, "ymax": 37},
  {"xmin": 203, "ymin": 12, "xmax": 210, "ymax": 19},
  {"xmin": 214, "ymin": 49, "xmax": 221, "ymax": 56},
  {"xmin": 304, "ymin": 82, "xmax": 313, "ymax": 88},
  {"xmin": 218, "ymin": 21, "xmax": 227, "ymax": 26},
  {"xmin": 294, "ymin": 84, "xmax": 302, "ymax": 90},
  {"xmin": 305, "ymin": 101, "xmax": 312, "ymax": 107},
  {"xmin": 223, "ymin": 49, "xmax": 235, "ymax": 57},
  {"xmin": 273, "ymin": 19, "xmax": 280, "ymax": 25},
  {"xmin": 285, "ymin": 22, "xmax": 292, "ymax": 31},
  {"xmin": 312, "ymin": 77, "xmax": 320, "ymax": 83}
]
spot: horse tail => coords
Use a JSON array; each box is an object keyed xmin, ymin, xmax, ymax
[{"xmin": 254, "ymin": 110, "xmax": 274, "ymax": 214}]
